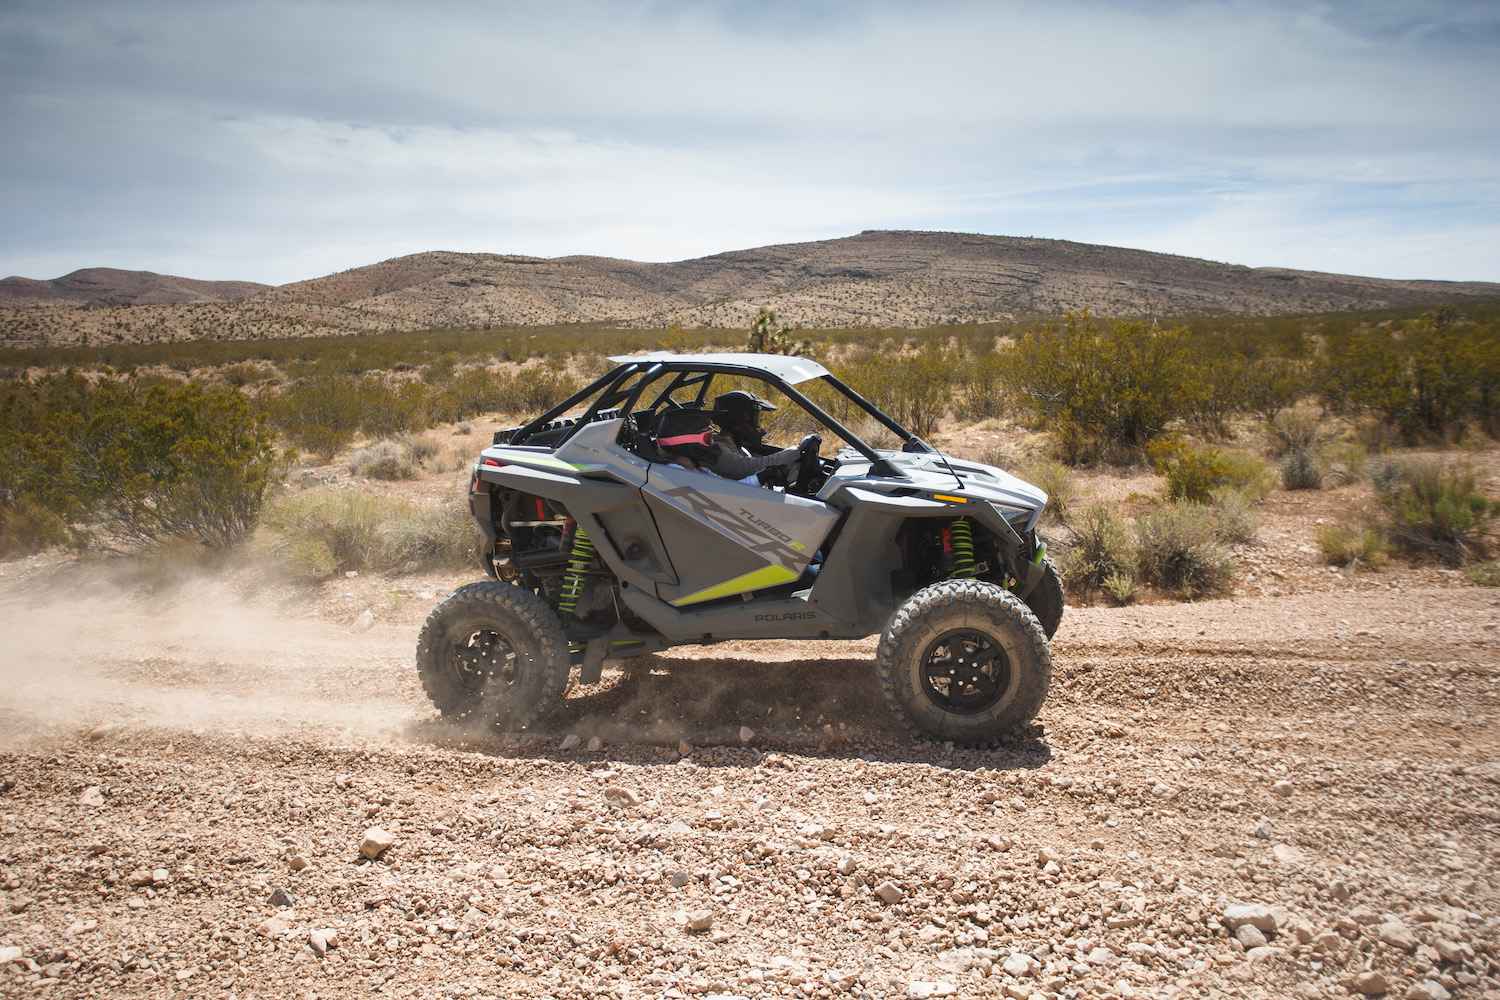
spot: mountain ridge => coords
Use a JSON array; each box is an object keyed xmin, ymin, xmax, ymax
[{"xmin": 4, "ymin": 231, "xmax": 1497, "ymax": 348}]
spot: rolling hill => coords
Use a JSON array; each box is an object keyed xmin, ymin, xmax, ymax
[{"xmin": 4, "ymin": 231, "xmax": 1497, "ymax": 348}]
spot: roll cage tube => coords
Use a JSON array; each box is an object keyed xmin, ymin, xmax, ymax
[
  {"xmin": 501, "ymin": 359, "xmax": 915, "ymax": 477},
  {"xmin": 819, "ymin": 373, "xmax": 935, "ymax": 454}
]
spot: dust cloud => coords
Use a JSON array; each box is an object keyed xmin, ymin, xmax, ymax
[{"xmin": 0, "ymin": 574, "xmax": 419, "ymax": 751}]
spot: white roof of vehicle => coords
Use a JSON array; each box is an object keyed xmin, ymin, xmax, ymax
[{"xmin": 607, "ymin": 351, "xmax": 831, "ymax": 385}]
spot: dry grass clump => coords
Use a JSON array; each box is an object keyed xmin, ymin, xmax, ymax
[
  {"xmin": 1317, "ymin": 523, "xmax": 1390, "ymax": 568},
  {"xmin": 1267, "ymin": 409, "xmax": 1325, "ymax": 456},
  {"xmin": 348, "ymin": 434, "xmax": 449, "ymax": 480},
  {"xmin": 1022, "ymin": 458, "xmax": 1076, "ymax": 524},
  {"xmin": 1133, "ymin": 503, "xmax": 1233, "ymax": 598},
  {"xmin": 254, "ymin": 488, "xmax": 478, "ymax": 580},
  {"xmin": 1280, "ymin": 448, "xmax": 1323, "ymax": 490}
]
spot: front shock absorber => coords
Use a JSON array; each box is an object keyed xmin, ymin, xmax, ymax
[
  {"xmin": 948, "ymin": 517, "xmax": 977, "ymax": 579},
  {"xmin": 557, "ymin": 521, "xmax": 597, "ymax": 620}
]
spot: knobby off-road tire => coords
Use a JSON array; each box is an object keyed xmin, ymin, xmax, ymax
[
  {"xmin": 415, "ymin": 581, "xmax": 571, "ymax": 730},
  {"xmin": 876, "ymin": 579, "xmax": 1052, "ymax": 746},
  {"xmin": 1020, "ymin": 556, "xmax": 1064, "ymax": 640}
]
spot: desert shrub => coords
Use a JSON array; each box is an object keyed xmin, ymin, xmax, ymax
[
  {"xmin": 1368, "ymin": 454, "xmax": 1410, "ymax": 497},
  {"xmin": 1324, "ymin": 442, "xmax": 1367, "ymax": 485},
  {"xmin": 954, "ymin": 350, "xmax": 1008, "ymax": 422},
  {"xmin": 453, "ymin": 421, "xmax": 473, "ymax": 435},
  {"xmin": 349, "ymin": 440, "xmax": 417, "ymax": 480},
  {"xmin": 1022, "ymin": 458, "xmax": 1076, "ymax": 523},
  {"xmin": 0, "ymin": 499, "xmax": 73, "ymax": 556},
  {"xmin": 256, "ymin": 489, "xmax": 477, "ymax": 580},
  {"xmin": 1209, "ymin": 488, "xmax": 1262, "ymax": 544},
  {"xmin": 0, "ymin": 373, "xmax": 278, "ymax": 551},
  {"xmin": 1378, "ymin": 459, "xmax": 1500, "ymax": 563},
  {"xmin": 1463, "ymin": 561, "xmax": 1500, "ymax": 586},
  {"xmin": 1316, "ymin": 309, "xmax": 1497, "ymax": 443},
  {"xmin": 507, "ymin": 365, "xmax": 580, "ymax": 416},
  {"xmin": 1149, "ymin": 439, "xmax": 1229, "ymax": 504},
  {"xmin": 832, "ymin": 342, "xmax": 958, "ymax": 438},
  {"xmin": 1061, "ymin": 502, "xmax": 1137, "ymax": 592},
  {"xmin": 1100, "ymin": 571, "xmax": 1139, "ymax": 606},
  {"xmin": 1268, "ymin": 409, "xmax": 1324, "ymax": 455},
  {"xmin": 997, "ymin": 310, "xmax": 1193, "ymax": 464},
  {"xmin": 360, "ymin": 379, "xmax": 430, "ymax": 438},
  {"xmin": 264, "ymin": 373, "xmax": 370, "ymax": 461},
  {"xmin": 1134, "ymin": 502, "xmax": 1233, "ymax": 597},
  {"xmin": 847, "ymin": 416, "xmax": 902, "ymax": 450},
  {"xmin": 1280, "ymin": 448, "xmax": 1323, "ymax": 490},
  {"xmin": 1317, "ymin": 522, "xmax": 1390, "ymax": 568},
  {"xmin": 384, "ymin": 502, "xmax": 477, "ymax": 571},
  {"xmin": 1220, "ymin": 451, "xmax": 1276, "ymax": 499}
]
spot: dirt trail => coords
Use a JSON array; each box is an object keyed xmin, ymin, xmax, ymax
[{"xmin": 0, "ymin": 566, "xmax": 1497, "ymax": 999}]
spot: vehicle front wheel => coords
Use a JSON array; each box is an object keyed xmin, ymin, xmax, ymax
[
  {"xmin": 875, "ymin": 580, "xmax": 1051, "ymax": 746},
  {"xmin": 415, "ymin": 581, "xmax": 571, "ymax": 729}
]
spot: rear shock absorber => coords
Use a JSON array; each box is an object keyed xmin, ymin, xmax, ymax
[
  {"xmin": 948, "ymin": 517, "xmax": 977, "ymax": 579},
  {"xmin": 557, "ymin": 520, "xmax": 597, "ymax": 620}
]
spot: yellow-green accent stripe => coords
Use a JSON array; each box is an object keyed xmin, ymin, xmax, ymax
[
  {"xmin": 488, "ymin": 449, "xmax": 587, "ymax": 473},
  {"xmin": 671, "ymin": 564, "xmax": 801, "ymax": 605}
]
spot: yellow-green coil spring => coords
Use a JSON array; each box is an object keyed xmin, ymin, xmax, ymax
[
  {"xmin": 557, "ymin": 527, "xmax": 597, "ymax": 619},
  {"xmin": 949, "ymin": 517, "xmax": 977, "ymax": 578}
]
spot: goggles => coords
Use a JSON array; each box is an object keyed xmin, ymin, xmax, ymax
[{"xmin": 658, "ymin": 429, "xmax": 715, "ymax": 449}]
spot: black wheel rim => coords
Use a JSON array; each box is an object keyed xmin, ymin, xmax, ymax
[
  {"xmin": 919, "ymin": 628, "xmax": 1012, "ymax": 715},
  {"xmin": 449, "ymin": 627, "xmax": 520, "ymax": 695}
]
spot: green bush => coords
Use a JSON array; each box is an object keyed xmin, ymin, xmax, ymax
[
  {"xmin": 1369, "ymin": 454, "xmax": 1409, "ymax": 497},
  {"xmin": 1317, "ymin": 522, "xmax": 1390, "ymax": 568},
  {"xmin": 1281, "ymin": 448, "xmax": 1323, "ymax": 490},
  {"xmin": 0, "ymin": 373, "xmax": 278, "ymax": 551},
  {"xmin": 1324, "ymin": 441, "xmax": 1367, "ymax": 485},
  {"xmin": 1149, "ymin": 439, "xmax": 1228, "ymax": 504},
  {"xmin": 1464, "ymin": 561, "xmax": 1500, "ymax": 586},
  {"xmin": 1134, "ymin": 503, "xmax": 1233, "ymax": 597},
  {"xmin": 997, "ymin": 311, "xmax": 1193, "ymax": 464},
  {"xmin": 831, "ymin": 342, "xmax": 958, "ymax": 438},
  {"xmin": 1220, "ymin": 451, "xmax": 1276, "ymax": 500},
  {"xmin": 1061, "ymin": 502, "xmax": 1137, "ymax": 593},
  {"xmin": 1378, "ymin": 459, "xmax": 1500, "ymax": 563},
  {"xmin": 264, "ymin": 373, "xmax": 371, "ymax": 461},
  {"xmin": 1316, "ymin": 309, "xmax": 1498, "ymax": 443}
]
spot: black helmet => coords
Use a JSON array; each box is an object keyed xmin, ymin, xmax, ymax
[
  {"xmin": 654, "ymin": 408, "xmax": 717, "ymax": 464},
  {"xmin": 713, "ymin": 390, "xmax": 776, "ymax": 445}
]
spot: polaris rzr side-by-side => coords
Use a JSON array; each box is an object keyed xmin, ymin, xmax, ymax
[{"xmin": 415, "ymin": 352, "xmax": 1063, "ymax": 746}]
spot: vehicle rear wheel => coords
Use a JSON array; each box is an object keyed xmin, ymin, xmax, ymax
[
  {"xmin": 415, "ymin": 581, "xmax": 571, "ymax": 729},
  {"xmin": 875, "ymin": 579, "xmax": 1051, "ymax": 746},
  {"xmin": 1020, "ymin": 556, "xmax": 1064, "ymax": 640}
]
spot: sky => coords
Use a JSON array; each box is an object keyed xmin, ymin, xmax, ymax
[{"xmin": 2, "ymin": 0, "xmax": 1498, "ymax": 286}]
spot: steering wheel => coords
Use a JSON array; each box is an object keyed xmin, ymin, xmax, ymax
[{"xmin": 791, "ymin": 435, "xmax": 825, "ymax": 496}]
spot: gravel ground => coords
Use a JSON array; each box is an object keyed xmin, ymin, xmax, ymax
[{"xmin": 1, "ymin": 473, "xmax": 1498, "ymax": 1000}]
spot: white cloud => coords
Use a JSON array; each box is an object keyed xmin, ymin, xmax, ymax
[{"xmin": 1, "ymin": 0, "xmax": 1497, "ymax": 283}]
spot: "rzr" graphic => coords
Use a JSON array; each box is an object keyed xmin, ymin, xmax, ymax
[{"xmin": 661, "ymin": 486, "xmax": 806, "ymax": 571}]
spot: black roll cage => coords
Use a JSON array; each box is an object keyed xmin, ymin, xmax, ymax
[{"xmin": 505, "ymin": 358, "xmax": 932, "ymax": 478}]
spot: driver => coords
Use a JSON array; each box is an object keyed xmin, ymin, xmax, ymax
[
  {"xmin": 654, "ymin": 408, "xmax": 815, "ymax": 486},
  {"xmin": 711, "ymin": 390, "xmax": 821, "ymax": 487}
]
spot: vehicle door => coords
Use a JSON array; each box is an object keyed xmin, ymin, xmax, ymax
[{"xmin": 642, "ymin": 463, "xmax": 841, "ymax": 606}]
